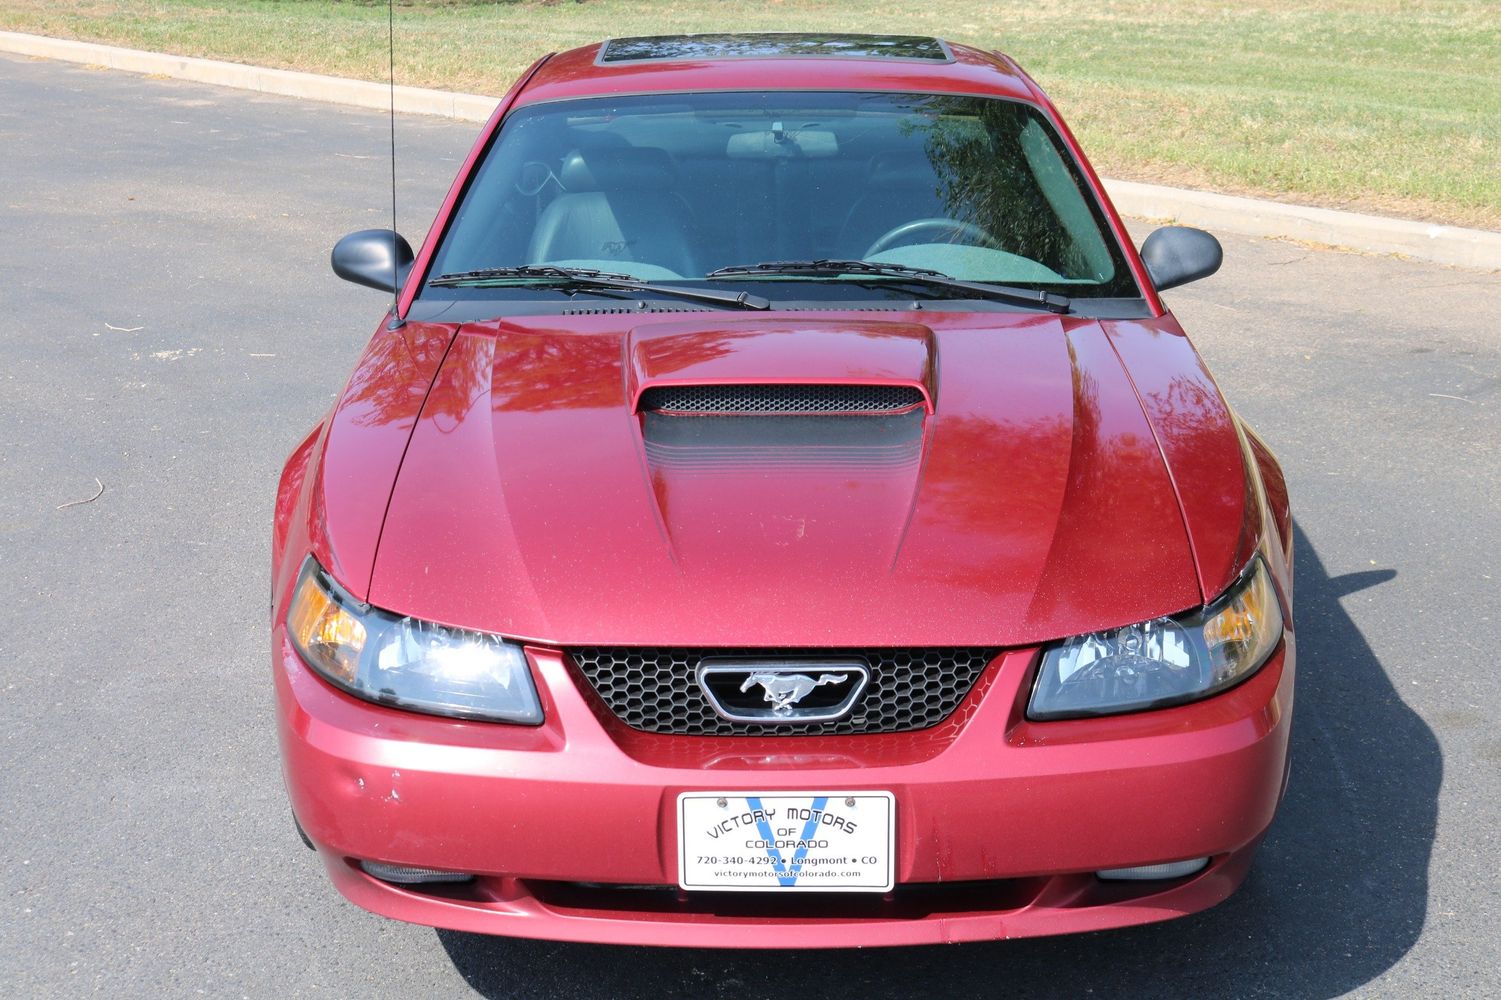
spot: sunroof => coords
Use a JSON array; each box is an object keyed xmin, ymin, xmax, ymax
[{"xmin": 598, "ymin": 33, "xmax": 953, "ymax": 65}]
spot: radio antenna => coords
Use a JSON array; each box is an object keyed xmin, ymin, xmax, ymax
[{"xmin": 386, "ymin": 0, "xmax": 403, "ymax": 329}]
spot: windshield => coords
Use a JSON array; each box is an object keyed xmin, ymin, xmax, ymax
[{"xmin": 425, "ymin": 91, "xmax": 1140, "ymax": 300}]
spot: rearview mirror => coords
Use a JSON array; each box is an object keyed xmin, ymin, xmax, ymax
[
  {"xmin": 1139, "ymin": 226, "xmax": 1223, "ymax": 292},
  {"xmin": 726, "ymin": 129, "xmax": 838, "ymax": 159},
  {"xmin": 331, "ymin": 229, "xmax": 414, "ymax": 294}
]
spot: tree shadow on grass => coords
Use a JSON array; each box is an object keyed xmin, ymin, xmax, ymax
[{"xmin": 439, "ymin": 526, "xmax": 1438, "ymax": 999}]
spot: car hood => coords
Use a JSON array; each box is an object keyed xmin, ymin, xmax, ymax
[{"xmin": 367, "ymin": 311, "xmax": 1214, "ymax": 646}]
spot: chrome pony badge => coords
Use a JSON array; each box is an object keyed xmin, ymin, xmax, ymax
[
  {"xmin": 696, "ymin": 659, "xmax": 870, "ymax": 723},
  {"xmin": 742, "ymin": 671, "xmax": 847, "ymax": 713}
]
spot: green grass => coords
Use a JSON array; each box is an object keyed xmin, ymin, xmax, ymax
[{"xmin": 3, "ymin": 0, "xmax": 1497, "ymax": 228}]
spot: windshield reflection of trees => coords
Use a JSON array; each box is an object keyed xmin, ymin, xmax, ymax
[{"xmin": 900, "ymin": 96, "xmax": 1081, "ymax": 276}]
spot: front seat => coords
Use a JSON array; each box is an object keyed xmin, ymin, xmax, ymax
[{"xmin": 528, "ymin": 147, "xmax": 701, "ymax": 277}]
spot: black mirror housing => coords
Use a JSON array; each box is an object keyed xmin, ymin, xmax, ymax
[
  {"xmin": 331, "ymin": 229, "xmax": 414, "ymax": 294},
  {"xmin": 1140, "ymin": 226, "xmax": 1223, "ymax": 292}
]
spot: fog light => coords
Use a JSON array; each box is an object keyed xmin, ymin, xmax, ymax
[
  {"xmin": 1096, "ymin": 858, "xmax": 1209, "ymax": 881},
  {"xmin": 359, "ymin": 860, "xmax": 474, "ymax": 885}
]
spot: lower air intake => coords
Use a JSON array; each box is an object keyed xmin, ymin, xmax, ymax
[{"xmin": 359, "ymin": 860, "xmax": 474, "ymax": 885}]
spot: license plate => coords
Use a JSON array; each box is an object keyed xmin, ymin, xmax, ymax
[{"xmin": 677, "ymin": 791, "xmax": 894, "ymax": 892}]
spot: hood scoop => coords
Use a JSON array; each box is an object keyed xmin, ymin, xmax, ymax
[
  {"xmin": 628, "ymin": 320, "xmax": 936, "ymax": 554},
  {"xmin": 626, "ymin": 317, "xmax": 938, "ymax": 415},
  {"xmin": 639, "ymin": 383, "xmax": 926, "ymax": 415},
  {"xmin": 640, "ymin": 403, "xmax": 926, "ymax": 477}
]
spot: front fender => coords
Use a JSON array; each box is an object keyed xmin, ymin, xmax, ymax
[
  {"xmin": 272, "ymin": 421, "xmax": 325, "ymax": 608},
  {"xmin": 271, "ymin": 318, "xmax": 462, "ymax": 616}
]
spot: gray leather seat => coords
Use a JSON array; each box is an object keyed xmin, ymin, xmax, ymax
[{"xmin": 527, "ymin": 147, "xmax": 700, "ymax": 277}]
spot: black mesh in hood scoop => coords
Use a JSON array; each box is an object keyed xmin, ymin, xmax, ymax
[{"xmin": 639, "ymin": 383, "xmax": 925, "ymax": 414}]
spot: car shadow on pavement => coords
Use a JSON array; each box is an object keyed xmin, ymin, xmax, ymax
[{"xmin": 438, "ymin": 527, "xmax": 1440, "ymax": 999}]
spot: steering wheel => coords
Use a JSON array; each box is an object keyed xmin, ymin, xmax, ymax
[
  {"xmin": 514, "ymin": 160, "xmax": 561, "ymax": 197},
  {"xmin": 864, "ymin": 218, "xmax": 1003, "ymax": 258}
]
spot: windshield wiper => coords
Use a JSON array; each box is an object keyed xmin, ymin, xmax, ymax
[
  {"xmin": 428, "ymin": 265, "xmax": 770, "ymax": 311},
  {"xmin": 705, "ymin": 259, "xmax": 1071, "ymax": 314}
]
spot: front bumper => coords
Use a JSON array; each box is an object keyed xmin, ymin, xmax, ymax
[{"xmin": 276, "ymin": 631, "xmax": 1293, "ymax": 948}]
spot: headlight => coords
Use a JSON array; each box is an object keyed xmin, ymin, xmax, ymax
[
  {"xmin": 285, "ymin": 558, "xmax": 543, "ymax": 724},
  {"xmin": 1028, "ymin": 556, "xmax": 1283, "ymax": 720}
]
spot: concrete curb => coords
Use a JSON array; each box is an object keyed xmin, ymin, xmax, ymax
[
  {"xmin": 1108, "ymin": 179, "xmax": 1501, "ymax": 271},
  {"xmin": 5, "ymin": 29, "xmax": 1498, "ymax": 271},
  {"xmin": 0, "ymin": 30, "xmax": 499, "ymax": 120}
]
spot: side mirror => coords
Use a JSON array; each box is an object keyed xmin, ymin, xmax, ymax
[
  {"xmin": 331, "ymin": 229, "xmax": 414, "ymax": 294},
  {"xmin": 1139, "ymin": 226, "xmax": 1223, "ymax": 292}
]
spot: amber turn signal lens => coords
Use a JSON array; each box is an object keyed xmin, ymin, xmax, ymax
[
  {"xmin": 284, "ymin": 558, "xmax": 543, "ymax": 724},
  {"xmin": 288, "ymin": 571, "xmax": 366, "ymax": 683},
  {"xmin": 1029, "ymin": 556, "xmax": 1283, "ymax": 720},
  {"xmin": 1201, "ymin": 560, "xmax": 1281, "ymax": 683},
  {"xmin": 1203, "ymin": 606, "xmax": 1259, "ymax": 645}
]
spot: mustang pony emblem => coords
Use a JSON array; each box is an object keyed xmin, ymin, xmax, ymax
[
  {"xmin": 740, "ymin": 672, "xmax": 850, "ymax": 715},
  {"xmin": 696, "ymin": 659, "xmax": 871, "ymax": 723}
]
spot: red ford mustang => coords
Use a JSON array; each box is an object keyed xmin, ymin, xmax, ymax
[{"xmin": 272, "ymin": 33, "xmax": 1294, "ymax": 948}]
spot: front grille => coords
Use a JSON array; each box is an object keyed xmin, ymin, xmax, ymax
[
  {"xmin": 568, "ymin": 648, "xmax": 997, "ymax": 735},
  {"xmin": 639, "ymin": 384, "xmax": 924, "ymax": 415}
]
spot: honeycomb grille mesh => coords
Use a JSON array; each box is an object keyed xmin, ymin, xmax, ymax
[
  {"xmin": 639, "ymin": 384, "xmax": 924, "ymax": 415},
  {"xmin": 568, "ymin": 648, "xmax": 997, "ymax": 735}
]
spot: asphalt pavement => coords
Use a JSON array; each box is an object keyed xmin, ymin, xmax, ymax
[{"xmin": 1, "ymin": 52, "xmax": 1498, "ymax": 999}]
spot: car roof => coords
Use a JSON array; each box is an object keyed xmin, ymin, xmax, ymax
[{"xmin": 512, "ymin": 33, "xmax": 1042, "ymax": 108}]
